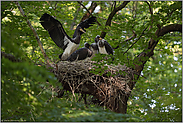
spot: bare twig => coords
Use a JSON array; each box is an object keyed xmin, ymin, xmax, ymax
[
  {"xmin": 14, "ymin": 1, "xmax": 55, "ymax": 68},
  {"xmin": 123, "ymin": 26, "xmax": 148, "ymax": 55}
]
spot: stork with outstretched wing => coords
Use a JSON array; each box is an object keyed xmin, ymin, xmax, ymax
[{"xmin": 40, "ymin": 13, "xmax": 96, "ymax": 60}]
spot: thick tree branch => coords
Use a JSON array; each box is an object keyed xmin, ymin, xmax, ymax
[
  {"xmin": 100, "ymin": 1, "xmax": 130, "ymax": 38},
  {"xmin": 130, "ymin": 24, "xmax": 182, "ymax": 90},
  {"xmin": 158, "ymin": 24, "xmax": 182, "ymax": 37},
  {"xmin": 15, "ymin": 1, "xmax": 55, "ymax": 68}
]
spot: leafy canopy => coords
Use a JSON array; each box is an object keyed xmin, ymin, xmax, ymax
[{"xmin": 1, "ymin": 1, "xmax": 182, "ymax": 122}]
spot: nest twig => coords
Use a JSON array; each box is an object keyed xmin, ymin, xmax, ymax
[{"xmin": 55, "ymin": 60, "xmax": 135, "ymax": 112}]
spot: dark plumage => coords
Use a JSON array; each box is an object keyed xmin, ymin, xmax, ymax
[
  {"xmin": 95, "ymin": 35, "xmax": 114, "ymax": 55},
  {"xmin": 40, "ymin": 13, "xmax": 96, "ymax": 60},
  {"xmin": 90, "ymin": 42, "xmax": 99, "ymax": 54},
  {"xmin": 66, "ymin": 42, "xmax": 93, "ymax": 62}
]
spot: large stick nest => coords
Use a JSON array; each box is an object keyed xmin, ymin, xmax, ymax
[{"xmin": 54, "ymin": 60, "xmax": 135, "ymax": 112}]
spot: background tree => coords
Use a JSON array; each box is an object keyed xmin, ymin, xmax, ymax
[{"xmin": 1, "ymin": 1, "xmax": 182, "ymax": 122}]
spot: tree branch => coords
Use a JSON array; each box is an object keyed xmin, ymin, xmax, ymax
[
  {"xmin": 145, "ymin": 1, "xmax": 153, "ymax": 30},
  {"xmin": 14, "ymin": 1, "xmax": 55, "ymax": 68},
  {"xmin": 100, "ymin": 1, "xmax": 130, "ymax": 38},
  {"xmin": 130, "ymin": 23, "xmax": 182, "ymax": 90},
  {"xmin": 77, "ymin": 1, "xmax": 92, "ymax": 17},
  {"xmin": 123, "ymin": 26, "xmax": 148, "ymax": 55},
  {"xmin": 124, "ymin": 30, "xmax": 136, "ymax": 42},
  {"xmin": 158, "ymin": 24, "xmax": 182, "ymax": 37},
  {"xmin": 164, "ymin": 6, "xmax": 182, "ymax": 23},
  {"xmin": 77, "ymin": 1, "xmax": 101, "ymax": 26}
]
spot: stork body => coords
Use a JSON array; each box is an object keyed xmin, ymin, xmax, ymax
[
  {"xmin": 95, "ymin": 35, "xmax": 114, "ymax": 55},
  {"xmin": 66, "ymin": 42, "xmax": 93, "ymax": 62}
]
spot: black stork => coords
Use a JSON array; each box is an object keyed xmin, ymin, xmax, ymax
[
  {"xmin": 66, "ymin": 42, "xmax": 93, "ymax": 62},
  {"xmin": 90, "ymin": 42, "xmax": 99, "ymax": 55},
  {"xmin": 94, "ymin": 35, "xmax": 114, "ymax": 55},
  {"xmin": 40, "ymin": 13, "xmax": 96, "ymax": 60}
]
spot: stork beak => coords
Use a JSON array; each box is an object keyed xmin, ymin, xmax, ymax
[{"xmin": 79, "ymin": 28, "xmax": 86, "ymax": 33}]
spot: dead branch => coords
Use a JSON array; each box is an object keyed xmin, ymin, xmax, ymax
[{"xmin": 14, "ymin": 1, "xmax": 55, "ymax": 68}]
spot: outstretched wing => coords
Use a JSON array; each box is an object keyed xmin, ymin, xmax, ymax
[
  {"xmin": 40, "ymin": 13, "xmax": 71, "ymax": 50},
  {"xmin": 104, "ymin": 40, "xmax": 114, "ymax": 55},
  {"xmin": 73, "ymin": 16, "xmax": 96, "ymax": 38}
]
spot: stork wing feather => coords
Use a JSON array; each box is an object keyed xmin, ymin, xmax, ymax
[
  {"xmin": 104, "ymin": 40, "xmax": 114, "ymax": 55},
  {"xmin": 40, "ymin": 13, "xmax": 71, "ymax": 50},
  {"xmin": 73, "ymin": 16, "xmax": 96, "ymax": 38}
]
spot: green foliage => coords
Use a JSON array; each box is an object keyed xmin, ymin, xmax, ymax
[
  {"xmin": 1, "ymin": 1, "xmax": 182, "ymax": 122},
  {"xmin": 128, "ymin": 48, "xmax": 182, "ymax": 122},
  {"xmin": 1, "ymin": 57, "xmax": 57, "ymax": 121}
]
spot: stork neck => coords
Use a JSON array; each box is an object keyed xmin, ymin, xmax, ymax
[{"xmin": 73, "ymin": 31, "xmax": 81, "ymax": 44}]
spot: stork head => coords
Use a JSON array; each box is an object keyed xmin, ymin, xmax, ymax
[
  {"xmin": 78, "ymin": 26, "xmax": 86, "ymax": 33},
  {"xmin": 98, "ymin": 39, "xmax": 105, "ymax": 47},
  {"xmin": 95, "ymin": 35, "xmax": 102, "ymax": 43},
  {"xmin": 84, "ymin": 42, "xmax": 91, "ymax": 49}
]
